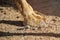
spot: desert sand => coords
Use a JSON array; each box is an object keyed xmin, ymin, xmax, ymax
[{"xmin": 0, "ymin": 0, "xmax": 60, "ymax": 40}]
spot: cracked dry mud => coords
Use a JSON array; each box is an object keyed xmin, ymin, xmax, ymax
[{"xmin": 0, "ymin": 0, "xmax": 60, "ymax": 40}]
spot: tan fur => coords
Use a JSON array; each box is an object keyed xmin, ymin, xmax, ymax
[{"xmin": 12, "ymin": 0, "xmax": 45, "ymax": 27}]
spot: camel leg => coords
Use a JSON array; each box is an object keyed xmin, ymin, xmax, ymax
[{"xmin": 14, "ymin": 0, "xmax": 44, "ymax": 27}]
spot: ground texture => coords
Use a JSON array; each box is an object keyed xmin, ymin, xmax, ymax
[{"xmin": 0, "ymin": 0, "xmax": 60, "ymax": 40}]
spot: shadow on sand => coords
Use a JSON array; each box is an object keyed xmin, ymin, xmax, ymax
[
  {"xmin": 0, "ymin": 31, "xmax": 60, "ymax": 38},
  {"xmin": 0, "ymin": 20, "xmax": 60, "ymax": 38},
  {"xmin": 0, "ymin": 20, "xmax": 24, "ymax": 26}
]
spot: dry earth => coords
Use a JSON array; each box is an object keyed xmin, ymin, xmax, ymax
[{"xmin": 0, "ymin": 0, "xmax": 60, "ymax": 40}]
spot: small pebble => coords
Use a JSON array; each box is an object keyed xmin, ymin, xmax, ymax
[
  {"xmin": 0, "ymin": 8, "xmax": 3, "ymax": 10},
  {"xmin": 16, "ymin": 16, "xmax": 19, "ymax": 18},
  {"xmin": 4, "ymin": 12, "xmax": 6, "ymax": 15}
]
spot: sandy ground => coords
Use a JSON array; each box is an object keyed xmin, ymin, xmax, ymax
[{"xmin": 0, "ymin": 0, "xmax": 60, "ymax": 40}]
